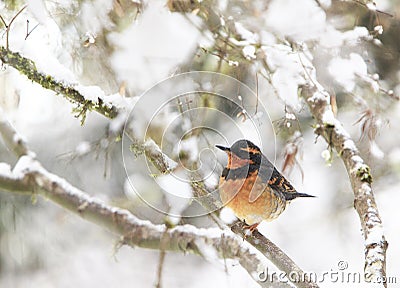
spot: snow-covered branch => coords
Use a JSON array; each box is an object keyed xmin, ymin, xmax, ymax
[
  {"xmin": 0, "ymin": 105, "xmax": 311, "ymax": 288},
  {"xmin": 0, "ymin": 107, "xmax": 31, "ymax": 157},
  {"xmin": 232, "ymin": 221, "xmax": 319, "ymax": 288},
  {"xmin": 0, "ymin": 47, "xmax": 118, "ymax": 122},
  {"xmin": 0, "ymin": 105, "xmax": 303, "ymax": 287},
  {"xmin": 302, "ymin": 85, "xmax": 388, "ymax": 286},
  {"xmin": 0, "ymin": 46, "xmax": 177, "ymax": 175},
  {"xmin": 0, "ymin": 155, "xmax": 287, "ymax": 288},
  {"xmin": 167, "ymin": 1, "xmax": 388, "ymax": 286}
]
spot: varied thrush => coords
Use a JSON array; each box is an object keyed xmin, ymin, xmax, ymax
[{"xmin": 216, "ymin": 139, "xmax": 314, "ymax": 231}]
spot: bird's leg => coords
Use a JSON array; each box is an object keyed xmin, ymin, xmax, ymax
[{"xmin": 243, "ymin": 222, "xmax": 259, "ymax": 235}]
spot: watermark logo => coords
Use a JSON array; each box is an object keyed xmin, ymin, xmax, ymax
[{"xmin": 258, "ymin": 261, "xmax": 397, "ymax": 285}]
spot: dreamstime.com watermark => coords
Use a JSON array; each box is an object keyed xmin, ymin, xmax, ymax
[{"xmin": 258, "ymin": 261, "xmax": 398, "ymax": 284}]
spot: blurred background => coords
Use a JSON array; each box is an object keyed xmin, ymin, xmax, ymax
[{"xmin": 1, "ymin": 0, "xmax": 400, "ymax": 287}]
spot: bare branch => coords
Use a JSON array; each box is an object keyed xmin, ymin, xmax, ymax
[{"xmin": 0, "ymin": 5, "xmax": 27, "ymax": 49}]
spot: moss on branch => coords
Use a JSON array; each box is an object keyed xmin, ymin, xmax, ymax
[{"xmin": 0, "ymin": 47, "xmax": 118, "ymax": 123}]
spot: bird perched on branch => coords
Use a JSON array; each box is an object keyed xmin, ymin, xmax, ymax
[{"xmin": 216, "ymin": 139, "xmax": 314, "ymax": 232}]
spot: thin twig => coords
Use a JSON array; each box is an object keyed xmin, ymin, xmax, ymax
[
  {"xmin": 155, "ymin": 226, "xmax": 169, "ymax": 288},
  {"xmin": 25, "ymin": 20, "xmax": 40, "ymax": 40},
  {"xmin": 0, "ymin": 15, "xmax": 7, "ymax": 28},
  {"xmin": 255, "ymin": 72, "xmax": 259, "ymax": 115},
  {"xmin": 1, "ymin": 5, "xmax": 27, "ymax": 49},
  {"xmin": 349, "ymin": 0, "xmax": 393, "ymax": 18}
]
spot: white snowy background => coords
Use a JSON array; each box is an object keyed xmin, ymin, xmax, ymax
[{"xmin": 1, "ymin": 0, "xmax": 400, "ymax": 287}]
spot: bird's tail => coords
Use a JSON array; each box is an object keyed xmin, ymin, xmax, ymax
[{"xmin": 283, "ymin": 192, "xmax": 315, "ymax": 201}]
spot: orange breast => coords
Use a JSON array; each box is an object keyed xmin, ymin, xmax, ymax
[{"xmin": 219, "ymin": 172, "xmax": 286, "ymax": 225}]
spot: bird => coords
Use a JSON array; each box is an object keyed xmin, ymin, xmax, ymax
[{"xmin": 216, "ymin": 139, "xmax": 314, "ymax": 232}]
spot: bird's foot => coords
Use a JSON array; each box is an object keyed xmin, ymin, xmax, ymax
[{"xmin": 243, "ymin": 223, "xmax": 259, "ymax": 237}]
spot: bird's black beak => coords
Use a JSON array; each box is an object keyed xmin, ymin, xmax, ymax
[{"xmin": 215, "ymin": 145, "xmax": 230, "ymax": 152}]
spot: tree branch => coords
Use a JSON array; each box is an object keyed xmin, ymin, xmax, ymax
[
  {"xmin": 0, "ymin": 5, "xmax": 27, "ymax": 50},
  {"xmin": 0, "ymin": 154, "xmax": 291, "ymax": 288},
  {"xmin": 232, "ymin": 221, "xmax": 318, "ymax": 288},
  {"xmin": 0, "ymin": 50, "xmax": 318, "ymax": 287},
  {"xmin": 0, "ymin": 5, "xmax": 322, "ymax": 284},
  {"xmin": 301, "ymin": 85, "xmax": 388, "ymax": 287},
  {"xmin": 0, "ymin": 107, "xmax": 31, "ymax": 157},
  {"xmin": 0, "ymin": 47, "xmax": 118, "ymax": 121},
  {"xmin": 168, "ymin": 1, "xmax": 388, "ymax": 284}
]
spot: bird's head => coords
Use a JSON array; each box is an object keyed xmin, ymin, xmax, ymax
[{"xmin": 216, "ymin": 139, "xmax": 261, "ymax": 169}]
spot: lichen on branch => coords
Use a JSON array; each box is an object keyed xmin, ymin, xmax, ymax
[{"xmin": 0, "ymin": 47, "xmax": 118, "ymax": 123}]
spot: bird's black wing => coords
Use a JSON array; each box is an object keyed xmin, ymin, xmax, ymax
[
  {"xmin": 265, "ymin": 162, "xmax": 315, "ymax": 201},
  {"xmin": 252, "ymin": 154, "xmax": 301, "ymax": 201},
  {"xmin": 248, "ymin": 155, "xmax": 275, "ymax": 202}
]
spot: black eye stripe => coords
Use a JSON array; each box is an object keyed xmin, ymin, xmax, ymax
[{"xmin": 240, "ymin": 148, "xmax": 255, "ymax": 154}]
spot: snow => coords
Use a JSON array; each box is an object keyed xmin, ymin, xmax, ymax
[
  {"xmin": 374, "ymin": 25, "xmax": 383, "ymax": 35},
  {"xmin": 204, "ymin": 173, "xmax": 219, "ymax": 190},
  {"xmin": 109, "ymin": 111, "xmax": 127, "ymax": 133},
  {"xmin": 173, "ymin": 224, "xmax": 229, "ymax": 239},
  {"xmin": 365, "ymin": 224, "xmax": 384, "ymax": 246},
  {"xmin": 75, "ymin": 85, "xmax": 105, "ymax": 103},
  {"xmin": 321, "ymin": 109, "xmax": 336, "ymax": 126},
  {"xmin": 228, "ymin": 60, "xmax": 239, "ymax": 67},
  {"xmin": 109, "ymin": 1, "xmax": 201, "ymax": 91},
  {"xmin": 75, "ymin": 141, "xmax": 91, "ymax": 156},
  {"xmin": 79, "ymin": 0, "xmax": 114, "ymax": 33},
  {"xmin": 262, "ymin": 45, "xmax": 306, "ymax": 109},
  {"xmin": 104, "ymin": 93, "xmax": 138, "ymax": 111},
  {"xmin": 264, "ymin": 0, "xmax": 326, "ymax": 42},
  {"xmin": 143, "ymin": 139, "xmax": 178, "ymax": 170},
  {"xmin": 369, "ymin": 141, "xmax": 384, "ymax": 159},
  {"xmin": 343, "ymin": 140, "xmax": 357, "ymax": 151},
  {"xmin": 235, "ymin": 22, "xmax": 258, "ymax": 44},
  {"xmin": 320, "ymin": 26, "xmax": 369, "ymax": 48},
  {"xmin": 366, "ymin": 2, "xmax": 377, "ymax": 11},
  {"xmin": 194, "ymin": 238, "xmax": 219, "ymax": 262},
  {"xmin": 242, "ymin": 45, "xmax": 256, "ymax": 60},
  {"xmin": 321, "ymin": 149, "xmax": 331, "ymax": 163},
  {"xmin": 219, "ymin": 207, "xmax": 237, "ymax": 224},
  {"xmin": 12, "ymin": 155, "xmax": 42, "ymax": 178},
  {"xmin": 0, "ymin": 163, "xmax": 13, "ymax": 177},
  {"xmin": 362, "ymin": 182, "xmax": 372, "ymax": 196},
  {"xmin": 350, "ymin": 156, "xmax": 370, "ymax": 177},
  {"xmin": 318, "ymin": 0, "xmax": 331, "ymax": 8},
  {"xmin": 285, "ymin": 112, "xmax": 296, "ymax": 120},
  {"xmin": 177, "ymin": 136, "xmax": 199, "ymax": 163},
  {"xmin": 155, "ymin": 171, "xmax": 192, "ymax": 200},
  {"xmin": 307, "ymin": 90, "xmax": 329, "ymax": 104},
  {"xmin": 342, "ymin": 27, "xmax": 370, "ymax": 45},
  {"xmin": 12, "ymin": 133, "xmax": 24, "ymax": 146},
  {"xmin": 328, "ymin": 53, "xmax": 368, "ymax": 92}
]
